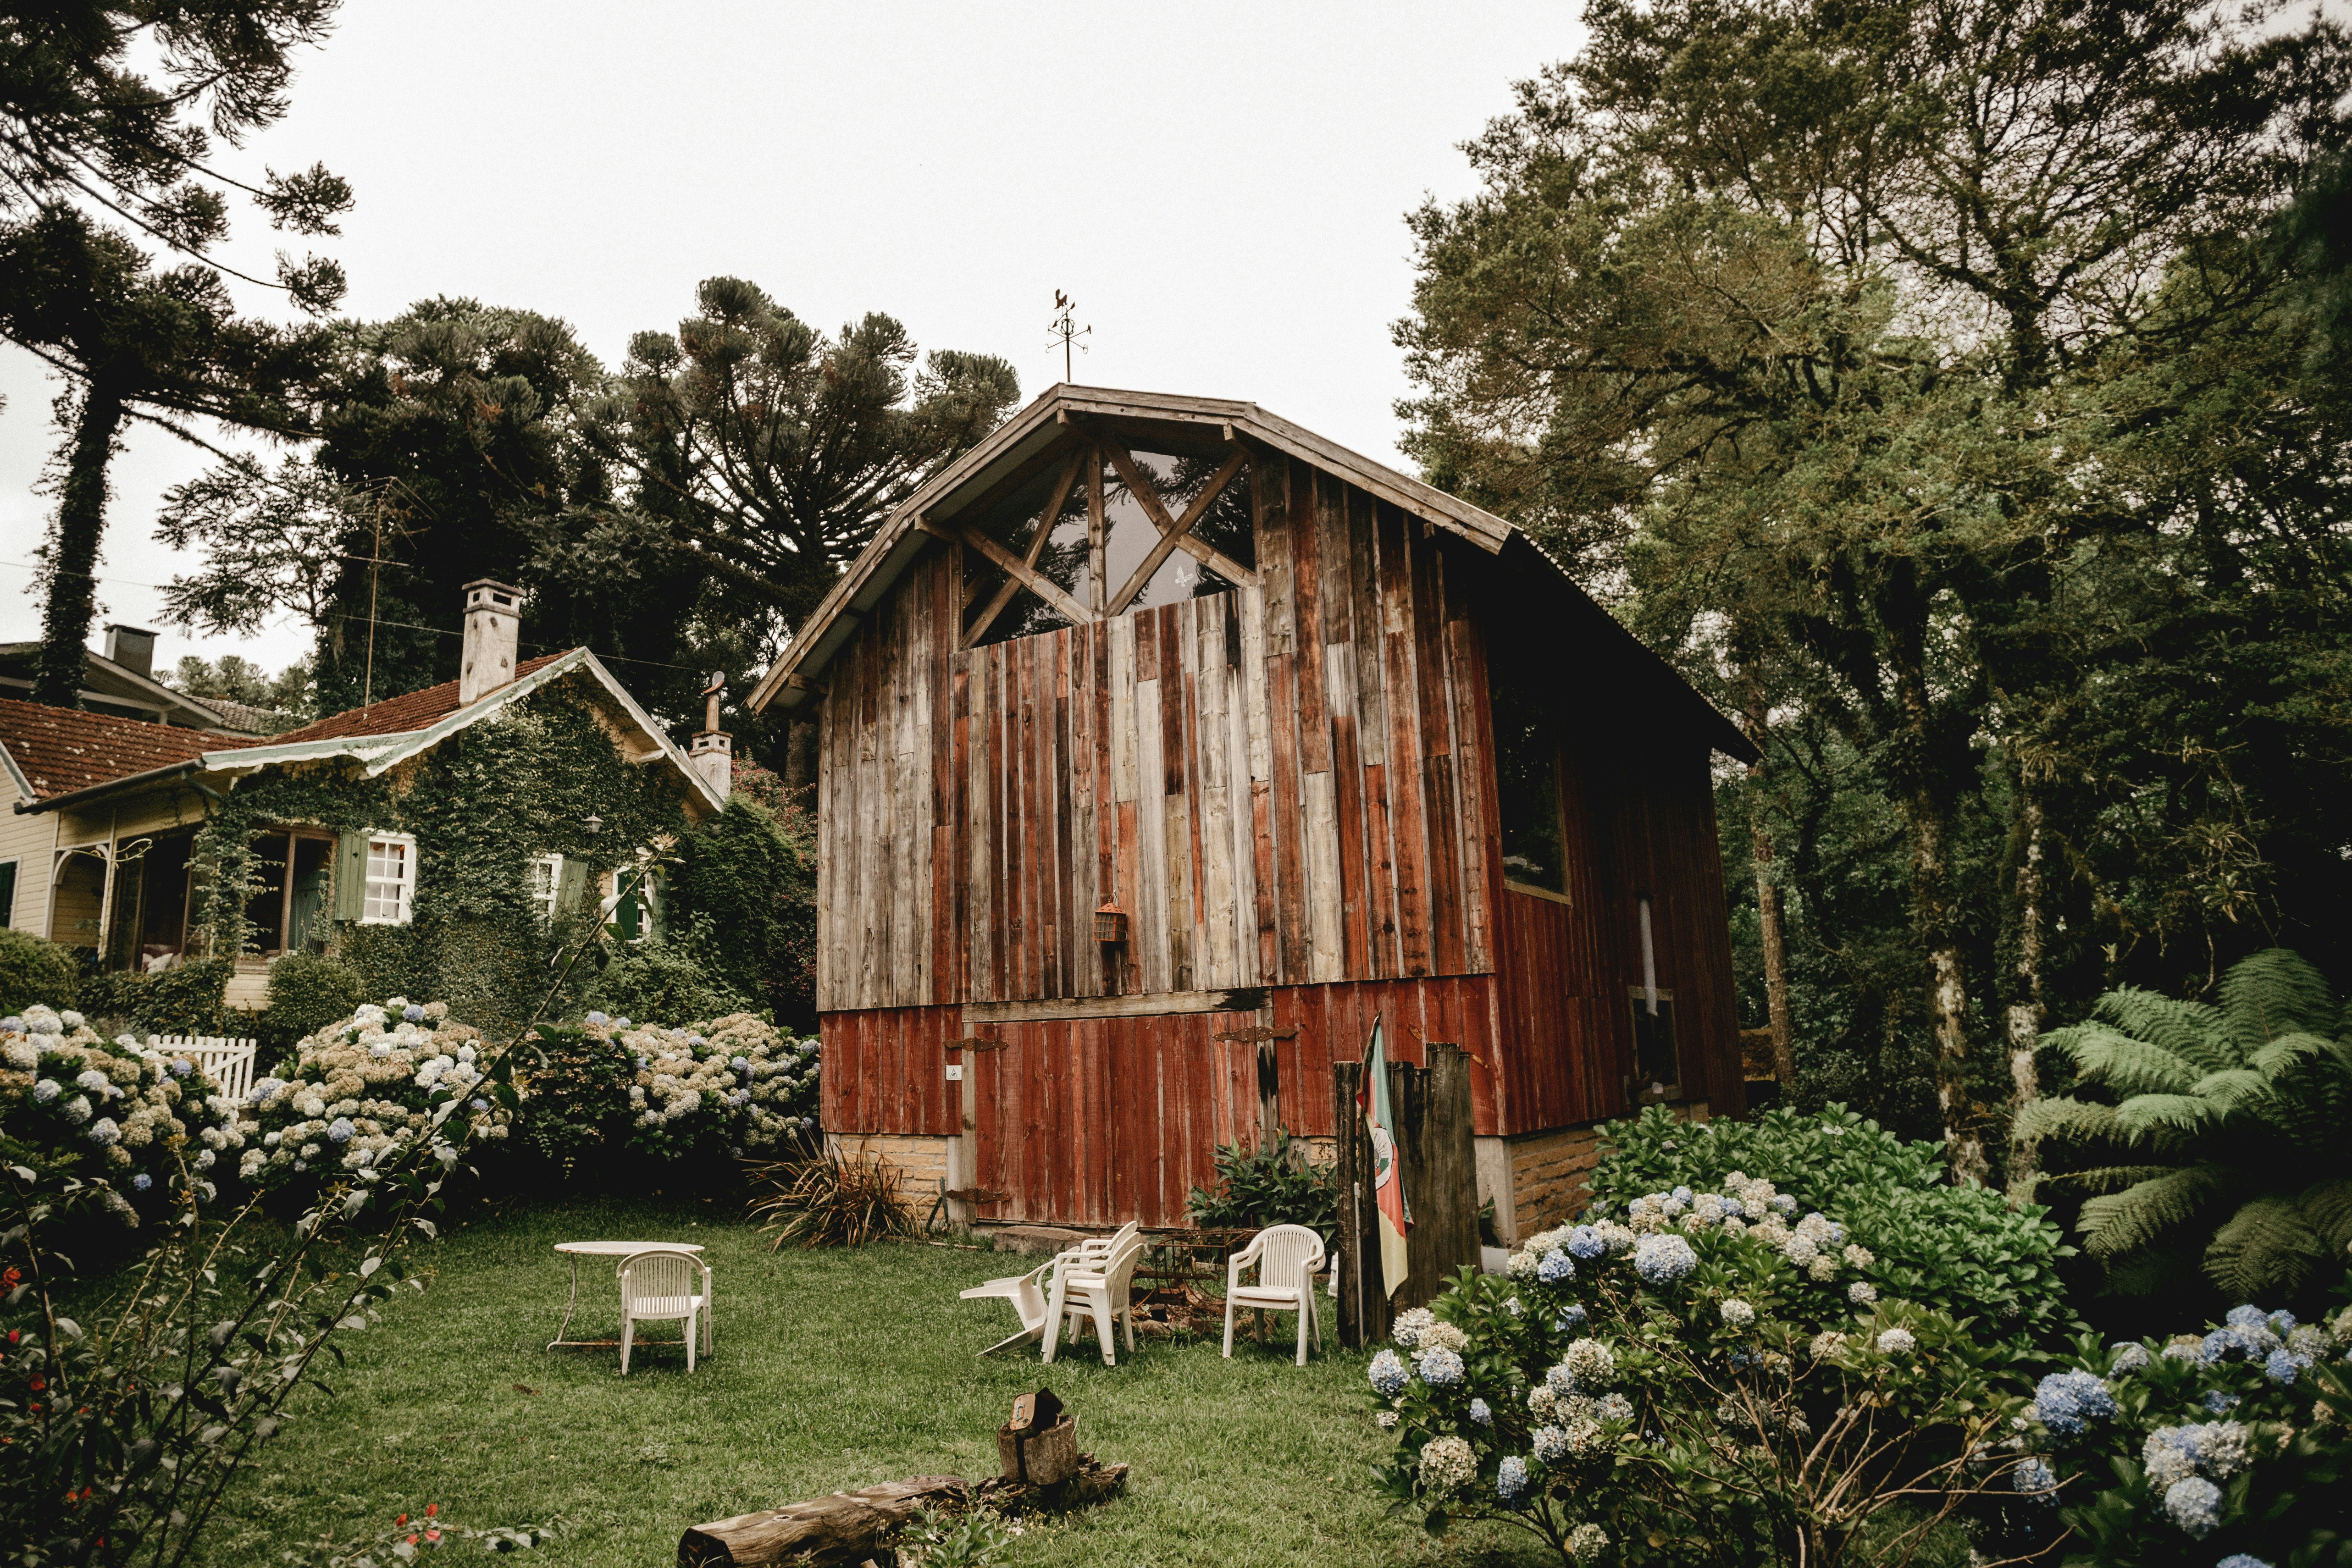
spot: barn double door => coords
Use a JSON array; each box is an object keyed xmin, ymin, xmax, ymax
[{"xmin": 968, "ymin": 1008, "xmax": 1267, "ymax": 1228}]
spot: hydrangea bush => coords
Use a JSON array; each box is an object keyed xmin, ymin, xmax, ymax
[
  {"xmin": 514, "ymin": 1010, "xmax": 817, "ymax": 1171},
  {"xmin": 1588, "ymin": 1105, "xmax": 2078, "ymax": 1345},
  {"xmin": 0, "ymin": 1004, "xmax": 242, "ymax": 1218},
  {"xmin": 2011, "ymin": 1294, "xmax": 2352, "ymax": 1568},
  {"xmin": 1372, "ymin": 1169, "xmax": 2049, "ymax": 1568},
  {"xmin": 235, "ymin": 998, "xmax": 511, "ymax": 1190}
]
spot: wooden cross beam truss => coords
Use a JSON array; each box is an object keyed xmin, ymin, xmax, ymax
[{"xmin": 954, "ymin": 437, "xmax": 1256, "ymax": 649}]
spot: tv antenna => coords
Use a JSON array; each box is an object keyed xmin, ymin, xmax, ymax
[{"xmin": 1048, "ymin": 290, "xmax": 1090, "ymax": 382}]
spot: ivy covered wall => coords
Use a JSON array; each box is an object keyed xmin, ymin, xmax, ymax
[{"xmin": 191, "ymin": 683, "xmax": 695, "ymax": 1039}]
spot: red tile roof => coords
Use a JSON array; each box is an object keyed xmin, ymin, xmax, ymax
[
  {"xmin": 261, "ymin": 652, "xmax": 573, "ymax": 746},
  {"xmin": 0, "ymin": 697, "xmax": 225, "ymax": 802}
]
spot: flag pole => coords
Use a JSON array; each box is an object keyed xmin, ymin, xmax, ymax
[{"xmin": 1351, "ymin": 1179, "xmax": 1365, "ymax": 1344}]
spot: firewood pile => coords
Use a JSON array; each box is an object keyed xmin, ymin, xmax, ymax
[{"xmin": 676, "ymin": 1391, "xmax": 1125, "ymax": 1567}]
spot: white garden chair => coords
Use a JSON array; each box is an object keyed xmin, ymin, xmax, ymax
[
  {"xmin": 1223, "ymin": 1224, "xmax": 1327, "ymax": 1366},
  {"xmin": 957, "ymin": 1223, "xmax": 1139, "ymax": 1357},
  {"xmin": 1043, "ymin": 1227, "xmax": 1148, "ymax": 1367},
  {"xmin": 616, "ymin": 1249, "xmax": 711, "ymax": 1375}
]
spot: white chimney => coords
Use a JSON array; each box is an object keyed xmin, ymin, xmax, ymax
[
  {"xmin": 104, "ymin": 624, "xmax": 157, "ymax": 680},
  {"xmin": 458, "ymin": 580, "xmax": 524, "ymax": 704},
  {"xmin": 689, "ymin": 670, "xmax": 732, "ymax": 799}
]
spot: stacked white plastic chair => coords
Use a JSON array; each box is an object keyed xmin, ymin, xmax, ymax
[
  {"xmin": 960, "ymin": 1222, "xmax": 1141, "ymax": 1359},
  {"xmin": 615, "ymin": 1249, "xmax": 712, "ymax": 1374},
  {"xmin": 1043, "ymin": 1226, "xmax": 1148, "ymax": 1367},
  {"xmin": 1222, "ymin": 1224, "xmax": 1327, "ymax": 1366}
]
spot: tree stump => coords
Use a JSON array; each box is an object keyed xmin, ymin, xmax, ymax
[{"xmin": 677, "ymin": 1477, "xmax": 968, "ymax": 1567}]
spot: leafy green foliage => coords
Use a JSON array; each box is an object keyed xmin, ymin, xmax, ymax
[
  {"xmin": 667, "ymin": 790, "xmax": 816, "ymax": 1026},
  {"xmin": 260, "ymin": 953, "xmax": 366, "ymax": 1060},
  {"xmin": 0, "ymin": 929, "xmax": 77, "ymax": 1016},
  {"xmin": 1185, "ymin": 1130, "xmax": 1339, "ymax": 1239},
  {"xmin": 77, "ymin": 958, "xmax": 233, "ymax": 1038},
  {"xmin": 580, "ymin": 928, "xmax": 754, "ymax": 1038},
  {"xmin": 1590, "ymin": 1105, "xmax": 2079, "ymax": 1345},
  {"xmin": 1372, "ymin": 1184, "xmax": 2051, "ymax": 1568},
  {"xmin": 748, "ymin": 1154, "xmax": 918, "ymax": 1250},
  {"xmin": 2021, "ymin": 948, "xmax": 2352, "ymax": 1307},
  {"xmin": 286, "ymin": 1502, "xmax": 558, "ymax": 1565},
  {"xmin": 898, "ymin": 1504, "xmax": 1019, "ymax": 1567}
]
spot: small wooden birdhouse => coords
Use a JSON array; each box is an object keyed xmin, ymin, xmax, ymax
[{"xmin": 1094, "ymin": 901, "xmax": 1127, "ymax": 945}]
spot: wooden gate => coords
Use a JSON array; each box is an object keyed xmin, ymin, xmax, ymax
[
  {"xmin": 1332, "ymin": 1043, "xmax": 1480, "ymax": 1347},
  {"xmin": 969, "ymin": 1007, "xmax": 1271, "ymax": 1228}
]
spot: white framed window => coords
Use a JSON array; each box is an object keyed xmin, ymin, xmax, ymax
[
  {"xmin": 526, "ymin": 853, "xmax": 564, "ymax": 922},
  {"xmin": 360, "ymin": 834, "xmax": 417, "ymax": 925}
]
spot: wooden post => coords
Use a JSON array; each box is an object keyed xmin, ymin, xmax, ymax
[
  {"xmin": 948, "ymin": 1039, "xmax": 980, "ymax": 1230},
  {"xmin": 1332, "ymin": 1047, "xmax": 1479, "ymax": 1349}
]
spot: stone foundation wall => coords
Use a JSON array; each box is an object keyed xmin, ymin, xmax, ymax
[{"xmin": 827, "ymin": 1132, "xmax": 951, "ymax": 1197}]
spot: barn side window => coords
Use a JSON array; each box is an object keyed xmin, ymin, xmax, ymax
[{"xmin": 1489, "ymin": 672, "xmax": 1567, "ymax": 898}]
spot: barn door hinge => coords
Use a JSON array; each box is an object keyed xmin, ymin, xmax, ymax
[
  {"xmin": 1212, "ymin": 1026, "xmax": 1298, "ymax": 1045},
  {"xmin": 948, "ymin": 1036, "xmax": 1008, "ymax": 1052}
]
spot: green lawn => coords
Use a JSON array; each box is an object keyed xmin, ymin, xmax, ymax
[{"xmin": 194, "ymin": 1197, "xmax": 1547, "ymax": 1567}]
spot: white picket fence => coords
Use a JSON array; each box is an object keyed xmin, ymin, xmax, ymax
[{"xmin": 146, "ymin": 1033, "xmax": 260, "ymax": 1104}]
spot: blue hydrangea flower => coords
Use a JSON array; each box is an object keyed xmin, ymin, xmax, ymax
[
  {"xmin": 2013, "ymin": 1458, "xmax": 2058, "ymax": 1504},
  {"xmin": 2033, "ymin": 1370, "xmax": 2117, "ymax": 1437},
  {"xmin": 2163, "ymin": 1477, "xmax": 2223, "ymax": 1538},
  {"xmin": 32, "ymin": 1078, "xmax": 59, "ymax": 1104},
  {"xmin": 2264, "ymin": 1348, "xmax": 2308, "ymax": 1385},
  {"xmin": 2266, "ymin": 1309, "xmax": 2296, "ymax": 1333},
  {"xmin": 1538, "ymin": 1249, "xmax": 1575, "ymax": 1284},
  {"xmin": 2203, "ymin": 1329, "xmax": 2249, "ymax": 1364},
  {"xmin": 1417, "ymin": 1347, "xmax": 1467, "ymax": 1387},
  {"xmin": 1469, "ymin": 1398, "xmax": 1493, "ymax": 1426},
  {"xmin": 1770, "ymin": 1193, "xmax": 1797, "ymax": 1213},
  {"xmin": 471, "ymin": 1097, "xmax": 490, "ymax": 1112},
  {"xmin": 2109, "ymin": 1342, "xmax": 2152, "ymax": 1375},
  {"xmin": 615, "ymin": 1017, "xmax": 632, "ymax": 1028},
  {"xmin": 731, "ymin": 1055, "xmax": 751, "ymax": 1073},
  {"xmin": 587, "ymin": 1011, "xmax": 609, "ymax": 1026},
  {"xmin": 1633, "ymin": 1232, "xmax": 1698, "ymax": 1285},
  {"xmin": 1369, "ymin": 1348, "xmax": 1408, "ymax": 1397},
  {"xmin": 1555, "ymin": 1303, "xmax": 1588, "ymax": 1331},
  {"xmin": 2216, "ymin": 1556, "xmax": 2274, "ymax": 1568},
  {"xmin": 0, "ymin": 1016, "xmax": 21, "ymax": 1032},
  {"xmin": 131, "ymin": 1172, "xmax": 152, "ymax": 1192},
  {"xmin": 1566, "ymin": 1226, "xmax": 1605, "ymax": 1261},
  {"xmin": 169, "ymin": 1058, "xmax": 192, "ymax": 1077},
  {"xmin": 1670, "ymin": 1186, "xmax": 1693, "ymax": 1204},
  {"xmin": 2203, "ymin": 1390, "xmax": 2241, "ymax": 1413},
  {"xmin": 88, "ymin": 1116, "xmax": 120, "ymax": 1146},
  {"xmin": 403, "ymin": 1005, "xmax": 425, "ymax": 1022},
  {"xmin": 1495, "ymin": 1454, "xmax": 1527, "ymax": 1501},
  {"xmin": 2224, "ymin": 1305, "xmax": 2267, "ymax": 1331}
]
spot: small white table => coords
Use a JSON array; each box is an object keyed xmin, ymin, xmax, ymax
[{"xmin": 549, "ymin": 1240, "xmax": 708, "ymax": 1351}]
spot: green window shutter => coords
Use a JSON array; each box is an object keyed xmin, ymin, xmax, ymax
[
  {"xmin": 333, "ymin": 832, "xmax": 369, "ymax": 922},
  {"xmin": 553, "ymin": 857, "xmax": 590, "ymax": 917},
  {"xmin": 0, "ymin": 860, "xmax": 16, "ymax": 927}
]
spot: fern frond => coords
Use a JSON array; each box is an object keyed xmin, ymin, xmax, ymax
[
  {"xmin": 2094, "ymin": 987, "xmax": 2234, "ymax": 1072},
  {"xmin": 2099, "ymin": 1245, "xmax": 2203, "ymax": 1299},
  {"xmin": 2011, "ymin": 1096, "xmax": 2122, "ymax": 1147},
  {"xmin": 2188, "ymin": 1068, "xmax": 2278, "ymax": 1119},
  {"xmin": 2079, "ymin": 1164, "xmax": 2235, "ymax": 1259},
  {"xmin": 2204, "ymin": 1194, "xmax": 2332, "ymax": 1300},
  {"xmin": 2247, "ymin": 1032, "xmax": 2335, "ymax": 1077},
  {"xmin": 2293, "ymin": 1179, "xmax": 2352, "ymax": 1255},
  {"xmin": 2111, "ymin": 1093, "xmax": 2223, "ymax": 1144},
  {"xmin": 2066, "ymin": 1024, "xmax": 2201, "ymax": 1097},
  {"xmin": 2037, "ymin": 1164, "xmax": 2183, "ymax": 1197},
  {"xmin": 2219, "ymin": 948, "xmax": 2337, "ymax": 1051}
]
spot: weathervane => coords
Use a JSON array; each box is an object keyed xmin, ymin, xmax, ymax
[{"xmin": 1048, "ymin": 290, "xmax": 1090, "ymax": 382}]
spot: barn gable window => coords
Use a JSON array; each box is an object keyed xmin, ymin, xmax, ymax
[
  {"xmin": 1489, "ymin": 671, "xmax": 1569, "ymax": 900},
  {"xmin": 957, "ymin": 437, "xmax": 1256, "ymax": 649}
]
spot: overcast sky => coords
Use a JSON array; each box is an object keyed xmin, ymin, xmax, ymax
[{"xmin": 0, "ymin": 0, "xmax": 1577, "ymax": 681}]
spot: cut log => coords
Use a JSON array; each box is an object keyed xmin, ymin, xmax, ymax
[
  {"xmin": 996, "ymin": 1413, "xmax": 1079, "ymax": 1486},
  {"xmin": 678, "ymin": 1477, "xmax": 967, "ymax": 1568},
  {"xmin": 975, "ymin": 1454, "xmax": 1129, "ymax": 1513}
]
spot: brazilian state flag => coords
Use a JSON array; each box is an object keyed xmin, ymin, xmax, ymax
[{"xmin": 1356, "ymin": 1015, "xmax": 1411, "ymax": 1297}]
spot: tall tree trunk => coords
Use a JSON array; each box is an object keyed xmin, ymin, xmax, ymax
[
  {"xmin": 1907, "ymin": 789, "xmax": 1986, "ymax": 1183},
  {"xmin": 1742, "ymin": 683, "xmax": 1796, "ymax": 1085},
  {"xmin": 2004, "ymin": 771, "xmax": 2046, "ymax": 1199},
  {"xmin": 783, "ymin": 716, "xmax": 818, "ymax": 799},
  {"xmin": 33, "ymin": 384, "xmax": 127, "ymax": 708}
]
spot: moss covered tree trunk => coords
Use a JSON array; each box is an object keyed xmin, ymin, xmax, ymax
[{"xmin": 33, "ymin": 384, "xmax": 126, "ymax": 707}]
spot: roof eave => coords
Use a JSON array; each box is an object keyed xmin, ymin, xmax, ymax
[{"xmin": 15, "ymin": 758, "xmax": 205, "ymax": 815}]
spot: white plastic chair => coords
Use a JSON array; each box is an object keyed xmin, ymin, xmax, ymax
[
  {"xmin": 1223, "ymin": 1224, "xmax": 1327, "ymax": 1366},
  {"xmin": 616, "ymin": 1249, "xmax": 710, "ymax": 1375},
  {"xmin": 1043, "ymin": 1228, "xmax": 1148, "ymax": 1366},
  {"xmin": 958, "ymin": 1224, "xmax": 1139, "ymax": 1357}
]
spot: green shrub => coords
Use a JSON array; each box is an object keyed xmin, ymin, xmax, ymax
[
  {"xmin": 1371, "ymin": 1176, "xmax": 2048, "ymax": 1568},
  {"xmin": 583, "ymin": 924, "xmax": 757, "ymax": 1027},
  {"xmin": 669, "ymin": 791, "xmax": 815, "ymax": 1028},
  {"xmin": 263, "ymin": 951, "xmax": 365, "ymax": 1045},
  {"xmin": 1589, "ymin": 1104, "xmax": 2079, "ymax": 1347},
  {"xmin": 1187, "ymin": 1128, "xmax": 1339, "ymax": 1238},
  {"xmin": 748, "ymin": 1154, "xmax": 916, "ymax": 1248},
  {"xmin": 2019, "ymin": 947, "xmax": 2352, "ymax": 1308},
  {"xmin": 68, "ymin": 959, "xmax": 234, "ymax": 1038},
  {"xmin": 0, "ymin": 928, "xmax": 77, "ymax": 1016}
]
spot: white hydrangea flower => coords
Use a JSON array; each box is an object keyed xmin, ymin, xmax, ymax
[
  {"xmin": 1720, "ymin": 1298, "xmax": 1756, "ymax": 1328},
  {"xmin": 1421, "ymin": 1320, "xmax": 1470, "ymax": 1354},
  {"xmin": 1418, "ymin": 1435, "xmax": 1477, "ymax": 1494},
  {"xmin": 1391, "ymin": 1307, "xmax": 1436, "ymax": 1351}
]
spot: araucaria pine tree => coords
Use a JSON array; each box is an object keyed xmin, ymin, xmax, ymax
[{"xmin": 2018, "ymin": 950, "xmax": 2352, "ymax": 1305}]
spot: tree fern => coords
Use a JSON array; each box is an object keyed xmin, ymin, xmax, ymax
[{"xmin": 2032, "ymin": 948, "xmax": 2352, "ymax": 1308}]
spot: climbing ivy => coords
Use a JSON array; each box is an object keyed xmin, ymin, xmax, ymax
[{"xmin": 187, "ymin": 685, "xmax": 696, "ymax": 1039}]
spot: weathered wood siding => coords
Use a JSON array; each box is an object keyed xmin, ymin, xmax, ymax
[
  {"xmin": 814, "ymin": 455, "xmax": 1497, "ymax": 1013},
  {"xmin": 1489, "ymin": 746, "xmax": 1746, "ymax": 1132}
]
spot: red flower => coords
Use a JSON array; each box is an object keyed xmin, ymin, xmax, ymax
[
  {"xmin": 426, "ymin": 1504, "xmax": 438, "ymax": 1517},
  {"xmin": 426, "ymin": 1529, "xmax": 441, "ymax": 1543},
  {"xmin": 396, "ymin": 1514, "xmax": 408, "ymax": 1526},
  {"xmin": 28, "ymin": 1377, "xmax": 42, "ymax": 1392}
]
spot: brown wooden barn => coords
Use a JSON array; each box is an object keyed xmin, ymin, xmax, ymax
[{"xmin": 746, "ymin": 386, "xmax": 1758, "ymax": 1240}]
